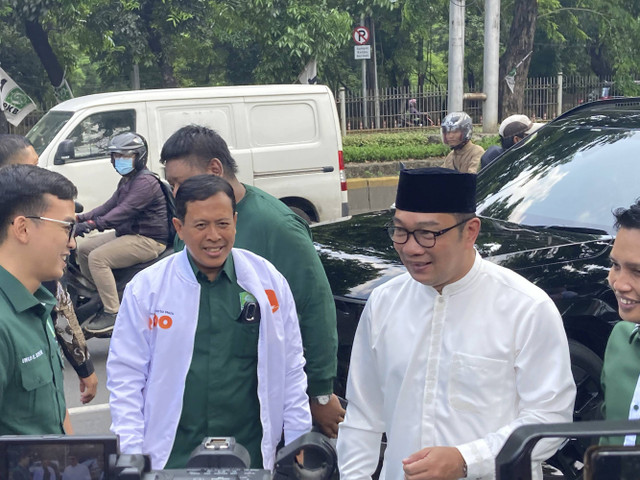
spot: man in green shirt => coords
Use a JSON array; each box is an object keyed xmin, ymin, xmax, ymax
[
  {"xmin": 0, "ymin": 133, "xmax": 98, "ymax": 404},
  {"xmin": 602, "ymin": 200, "xmax": 640, "ymax": 445},
  {"xmin": 0, "ymin": 164, "xmax": 78, "ymax": 434},
  {"xmin": 160, "ymin": 125, "xmax": 344, "ymax": 437}
]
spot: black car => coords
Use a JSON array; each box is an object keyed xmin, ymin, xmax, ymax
[{"xmin": 313, "ymin": 97, "xmax": 640, "ymax": 478}]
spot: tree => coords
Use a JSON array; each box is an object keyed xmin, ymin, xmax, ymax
[
  {"xmin": 8, "ymin": 0, "xmax": 93, "ymax": 100},
  {"xmin": 499, "ymin": 0, "xmax": 538, "ymax": 117}
]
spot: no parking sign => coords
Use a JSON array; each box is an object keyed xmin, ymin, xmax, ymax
[{"xmin": 352, "ymin": 26, "xmax": 370, "ymax": 45}]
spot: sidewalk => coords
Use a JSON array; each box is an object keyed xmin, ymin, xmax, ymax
[{"xmin": 345, "ymin": 158, "xmax": 441, "ymax": 215}]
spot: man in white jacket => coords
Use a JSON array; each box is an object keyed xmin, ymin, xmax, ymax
[{"xmin": 107, "ymin": 174, "xmax": 311, "ymax": 470}]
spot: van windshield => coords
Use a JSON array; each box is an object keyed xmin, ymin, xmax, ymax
[{"xmin": 26, "ymin": 111, "xmax": 74, "ymax": 155}]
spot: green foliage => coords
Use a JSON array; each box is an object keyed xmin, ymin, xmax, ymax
[
  {"xmin": 4, "ymin": 0, "xmax": 640, "ymax": 110},
  {"xmin": 342, "ymin": 131, "xmax": 500, "ymax": 163}
]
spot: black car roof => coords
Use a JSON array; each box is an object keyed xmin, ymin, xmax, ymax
[{"xmin": 552, "ymin": 97, "xmax": 640, "ymax": 129}]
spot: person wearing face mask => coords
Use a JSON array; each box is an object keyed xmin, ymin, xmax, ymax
[{"xmin": 76, "ymin": 132, "xmax": 168, "ymax": 336}]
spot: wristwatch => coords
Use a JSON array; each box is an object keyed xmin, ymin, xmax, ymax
[{"xmin": 311, "ymin": 394, "xmax": 331, "ymax": 405}]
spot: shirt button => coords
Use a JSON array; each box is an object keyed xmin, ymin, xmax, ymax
[{"xmin": 634, "ymin": 405, "xmax": 639, "ymax": 411}]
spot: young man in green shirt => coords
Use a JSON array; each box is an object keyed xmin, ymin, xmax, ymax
[
  {"xmin": 0, "ymin": 164, "xmax": 78, "ymax": 434},
  {"xmin": 0, "ymin": 133, "xmax": 98, "ymax": 404},
  {"xmin": 160, "ymin": 125, "xmax": 344, "ymax": 437},
  {"xmin": 602, "ymin": 200, "xmax": 640, "ymax": 445}
]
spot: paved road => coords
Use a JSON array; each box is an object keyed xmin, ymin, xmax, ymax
[{"xmin": 65, "ymin": 337, "xmax": 112, "ymax": 434}]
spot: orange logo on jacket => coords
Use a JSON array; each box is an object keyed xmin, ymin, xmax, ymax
[
  {"xmin": 148, "ymin": 314, "xmax": 173, "ymax": 330},
  {"xmin": 265, "ymin": 289, "xmax": 279, "ymax": 313}
]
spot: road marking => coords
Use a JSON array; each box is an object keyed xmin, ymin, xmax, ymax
[{"xmin": 68, "ymin": 403, "xmax": 110, "ymax": 415}]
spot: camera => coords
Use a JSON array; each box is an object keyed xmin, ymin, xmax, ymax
[
  {"xmin": 496, "ymin": 419, "xmax": 640, "ymax": 480},
  {"xmin": 0, "ymin": 432, "xmax": 336, "ymax": 480}
]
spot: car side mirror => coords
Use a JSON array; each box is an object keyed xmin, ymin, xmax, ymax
[{"xmin": 54, "ymin": 140, "xmax": 75, "ymax": 165}]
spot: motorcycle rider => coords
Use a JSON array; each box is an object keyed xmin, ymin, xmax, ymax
[
  {"xmin": 404, "ymin": 99, "xmax": 433, "ymax": 127},
  {"xmin": 76, "ymin": 132, "xmax": 168, "ymax": 336},
  {"xmin": 441, "ymin": 112, "xmax": 484, "ymax": 174}
]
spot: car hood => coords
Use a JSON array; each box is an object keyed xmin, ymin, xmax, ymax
[{"xmin": 313, "ymin": 210, "xmax": 613, "ymax": 299}]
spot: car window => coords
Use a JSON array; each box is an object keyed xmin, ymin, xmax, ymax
[
  {"xmin": 26, "ymin": 111, "xmax": 74, "ymax": 155},
  {"xmin": 477, "ymin": 125, "xmax": 640, "ymax": 235},
  {"xmin": 65, "ymin": 110, "xmax": 136, "ymax": 161}
]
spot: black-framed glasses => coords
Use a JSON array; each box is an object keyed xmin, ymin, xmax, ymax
[
  {"xmin": 386, "ymin": 218, "xmax": 471, "ymax": 248},
  {"xmin": 24, "ymin": 216, "xmax": 77, "ymax": 242}
]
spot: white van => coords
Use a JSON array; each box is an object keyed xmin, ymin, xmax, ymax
[{"xmin": 26, "ymin": 84, "xmax": 348, "ymax": 223}]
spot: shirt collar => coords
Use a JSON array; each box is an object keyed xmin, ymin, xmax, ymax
[
  {"xmin": 0, "ymin": 265, "xmax": 56, "ymax": 314},
  {"xmin": 186, "ymin": 250, "xmax": 236, "ymax": 284},
  {"xmin": 629, "ymin": 324, "xmax": 640, "ymax": 344},
  {"xmin": 439, "ymin": 249, "xmax": 482, "ymax": 296}
]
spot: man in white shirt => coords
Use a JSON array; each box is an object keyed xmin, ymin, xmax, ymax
[
  {"xmin": 336, "ymin": 167, "xmax": 576, "ymax": 480},
  {"xmin": 62, "ymin": 456, "xmax": 90, "ymax": 480}
]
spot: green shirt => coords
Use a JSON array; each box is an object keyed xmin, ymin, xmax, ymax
[
  {"xmin": 601, "ymin": 321, "xmax": 640, "ymax": 445},
  {"xmin": 0, "ymin": 266, "xmax": 66, "ymax": 434},
  {"xmin": 174, "ymin": 184, "xmax": 337, "ymax": 396},
  {"xmin": 166, "ymin": 253, "xmax": 263, "ymax": 468}
]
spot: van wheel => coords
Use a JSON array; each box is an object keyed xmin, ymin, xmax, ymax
[{"xmin": 289, "ymin": 206, "xmax": 312, "ymax": 223}]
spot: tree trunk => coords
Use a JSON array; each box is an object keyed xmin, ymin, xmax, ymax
[
  {"xmin": 140, "ymin": 1, "xmax": 178, "ymax": 88},
  {"xmin": 498, "ymin": 0, "xmax": 538, "ymax": 118},
  {"xmin": 24, "ymin": 19, "xmax": 65, "ymax": 88},
  {"xmin": 588, "ymin": 42, "xmax": 613, "ymax": 78},
  {"xmin": 417, "ymin": 36, "xmax": 425, "ymax": 89}
]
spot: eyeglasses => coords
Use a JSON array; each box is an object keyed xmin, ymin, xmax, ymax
[
  {"xmin": 386, "ymin": 218, "xmax": 471, "ymax": 248},
  {"xmin": 24, "ymin": 216, "xmax": 77, "ymax": 242}
]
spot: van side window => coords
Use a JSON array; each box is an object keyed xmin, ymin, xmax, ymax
[
  {"xmin": 66, "ymin": 110, "xmax": 136, "ymax": 161},
  {"xmin": 249, "ymin": 103, "xmax": 316, "ymax": 145}
]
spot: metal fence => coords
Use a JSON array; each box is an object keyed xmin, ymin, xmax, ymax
[
  {"xmin": 8, "ymin": 113, "xmax": 42, "ymax": 136},
  {"xmin": 8, "ymin": 75, "xmax": 621, "ymax": 136},
  {"xmin": 339, "ymin": 74, "xmax": 619, "ymax": 133}
]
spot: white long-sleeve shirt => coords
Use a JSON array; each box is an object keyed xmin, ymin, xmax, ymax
[
  {"xmin": 337, "ymin": 251, "xmax": 576, "ymax": 480},
  {"xmin": 107, "ymin": 248, "xmax": 311, "ymax": 470}
]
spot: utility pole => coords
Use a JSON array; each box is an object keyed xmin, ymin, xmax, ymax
[
  {"xmin": 131, "ymin": 64, "xmax": 140, "ymax": 90},
  {"xmin": 360, "ymin": 15, "xmax": 368, "ymax": 128},
  {"xmin": 448, "ymin": 0, "xmax": 465, "ymax": 113},
  {"xmin": 483, "ymin": 0, "xmax": 500, "ymax": 132},
  {"xmin": 372, "ymin": 18, "xmax": 380, "ymax": 129}
]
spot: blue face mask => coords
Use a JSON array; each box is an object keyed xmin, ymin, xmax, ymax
[{"xmin": 114, "ymin": 157, "xmax": 135, "ymax": 176}]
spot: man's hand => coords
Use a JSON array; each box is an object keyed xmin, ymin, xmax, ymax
[
  {"xmin": 64, "ymin": 410, "xmax": 74, "ymax": 434},
  {"xmin": 75, "ymin": 221, "xmax": 95, "ymax": 237},
  {"xmin": 79, "ymin": 372, "xmax": 98, "ymax": 404},
  {"xmin": 309, "ymin": 394, "xmax": 345, "ymax": 438},
  {"xmin": 402, "ymin": 446, "xmax": 466, "ymax": 480}
]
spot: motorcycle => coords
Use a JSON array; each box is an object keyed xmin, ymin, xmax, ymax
[
  {"xmin": 65, "ymin": 202, "xmax": 174, "ymax": 338},
  {"xmin": 64, "ymin": 246, "xmax": 175, "ymax": 339},
  {"xmin": 64, "ymin": 247, "xmax": 174, "ymax": 338}
]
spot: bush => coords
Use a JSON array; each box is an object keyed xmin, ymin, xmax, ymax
[{"xmin": 343, "ymin": 131, "xmax": 500, "ymax": 163}]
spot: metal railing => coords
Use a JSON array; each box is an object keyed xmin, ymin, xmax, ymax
[{"xmin": 338, "ymin": 74, "xmax": 620, "ymax": 134}]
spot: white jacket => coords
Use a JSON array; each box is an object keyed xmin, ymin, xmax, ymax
[{"xmin": 107, "ymin": 248, "xmax": 312, "ymax": 470}]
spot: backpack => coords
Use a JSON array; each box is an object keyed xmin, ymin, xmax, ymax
[{"xmin": 145, "ymin": 171, "xmax": 177, "ymax": 246}]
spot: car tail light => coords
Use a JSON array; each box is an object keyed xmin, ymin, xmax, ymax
[{"xmin": 339, "ymin": 150, "xmax": 347, "ymax": 191}]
